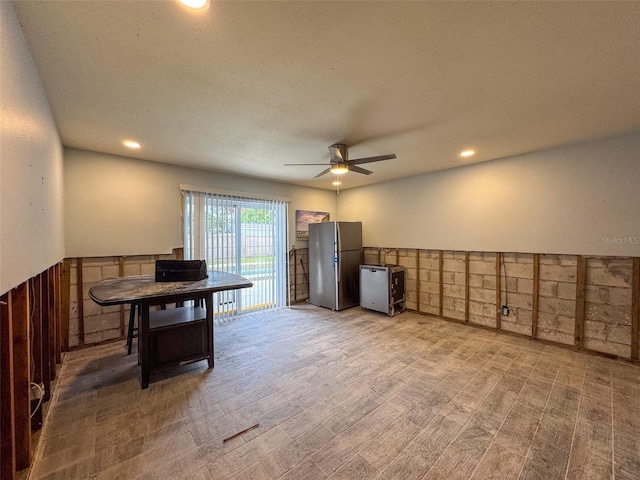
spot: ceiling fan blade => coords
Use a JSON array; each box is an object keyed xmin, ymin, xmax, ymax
[
  {"xmin": 348, "ymin": 165, "xmax": 373, "ymax": 175},
  {"xmin": 283, "ymin": 163, "xmax": 331, "ymax": 166},
  {"xmin": 348, "ymin": 154, "xmax": 396, "ymax": 166},
  {"xmin": 313, "ymin": 168, "xmax": 331, "ymax": 178}
]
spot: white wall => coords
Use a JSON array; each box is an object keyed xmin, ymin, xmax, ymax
[
  {"xmin": 338, "ymin": 132, "xmax": 640, "ymax": 256},
  {"xmin": 64, "ymin": 148, "xmax": 336, "ymax": 257},
  {"xmin": 64, "ymin": 132, "xmax": 640, "ymax": 259},
  {"xmin": 0, "ymin": 2, "xmax": 65, "ymax": 295}
]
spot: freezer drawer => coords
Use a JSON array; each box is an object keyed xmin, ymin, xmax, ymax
[{"xmin": 360, "ymin": 265, "xmax": 405, "ymax": 316}]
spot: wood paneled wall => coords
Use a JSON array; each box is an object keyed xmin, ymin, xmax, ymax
[
  {"xmin": 1, "ymin": 263, "xmax": 66, "ymax": 479},
  {"xmin": 365, "ymin": 247, "xmax": 640, "ymax": 362},
  {"xmin": 289, "ymin": 247, "xmax": 309, "ymax": 304},
  {"xmin": 66, "ymin": 249, "xmax": 182, "ymax": 349}
]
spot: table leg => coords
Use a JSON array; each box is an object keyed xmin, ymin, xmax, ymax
[
  {"xmin": 206, "ymin": 293, "xmax": 214, "ymax": 369},
  {"xmin": 126, "ymin": 302, "xmax": 137, "ymax": 355},
  {"xmin": 140, "ymin": 301, "xmax": 150, "ymax": 389}
]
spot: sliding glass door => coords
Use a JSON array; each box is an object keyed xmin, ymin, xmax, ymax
[{"xmin": 183, "ymin": 189, "xmax": 288, "ymax": 322}]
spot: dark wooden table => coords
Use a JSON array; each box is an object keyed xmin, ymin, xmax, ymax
[{"xmin": 89, "ymin": 272, "xmax": 253, "ymax": 388}]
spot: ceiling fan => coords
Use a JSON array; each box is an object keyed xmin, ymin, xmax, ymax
[{"xmin": 284, "ymin": 143, "xmax": 396, "ymax": 178}]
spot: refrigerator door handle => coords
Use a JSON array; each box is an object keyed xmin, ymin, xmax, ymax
[
  {"xmin": 334, "ymin": 239, "xmax": 340, "ymax": 309},
  {"xmin": 335, "ymin": 225, "xmax": 340, "ymax": 284}
]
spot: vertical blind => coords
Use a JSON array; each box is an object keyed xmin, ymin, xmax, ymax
[{"xmin": 183, "ymin": 189, "xmax": 288, "ymax": 323}]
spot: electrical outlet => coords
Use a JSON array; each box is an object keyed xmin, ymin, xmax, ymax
[{"xmin": 501, "ymin": 305, "xmax": 510, "ymax": 316}]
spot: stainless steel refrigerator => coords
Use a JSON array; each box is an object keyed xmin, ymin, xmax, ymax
[{"xmin": 309, "ymin": 221, "xmax": 363, "ymax": 311}]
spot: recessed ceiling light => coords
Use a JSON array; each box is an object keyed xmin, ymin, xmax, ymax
[
  {"xmin": 460, "ymin": 149, "xmax": 476, "ymax": 158},
  {"xmin": 123, "ymin": 140, "xmax": 141, "ymax": 149},
  {"xmin": 332, "ymin": 178, "xmax": 342, "ymax": 186},
  {"xmin": 177, "ymin": 0, "xmax": 210, "ymax": 10}
]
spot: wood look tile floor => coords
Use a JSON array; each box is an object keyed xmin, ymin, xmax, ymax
[{"xmin": 28, "ymin": 305, "xmax": 640, "ymax": 480}]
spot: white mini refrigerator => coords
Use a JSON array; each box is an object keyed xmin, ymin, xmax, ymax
[{"xmin": 360, "ymin": 265, "xmax": 405, "ymax": 316}]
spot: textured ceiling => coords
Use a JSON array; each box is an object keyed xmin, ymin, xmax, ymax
[{"xmin": 12, "ymin": 1, "xmax": 640, "ymax": 190}]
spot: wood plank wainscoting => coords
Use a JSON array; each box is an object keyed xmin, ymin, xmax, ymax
[
  {"xmin": 1, "ymin": 250, "xmax": 185, "ymax": 478},
  {"xmin": 1, "ymin": 262, "xmax": 66, "ymax": 480},
  {"xmin": 364, "ymin": 248, "xmax": 640, "ymax": 363},
  {"xmin": 289, "ymin": 246, "xmax": 639, "ymax": 361},
  {"xmin": 70, "ymin": 247, "xmax": 640, "ymax": 362},
  {"xmin": 65, "ymin": 249, "xmax": 183, "ymax": 349}
]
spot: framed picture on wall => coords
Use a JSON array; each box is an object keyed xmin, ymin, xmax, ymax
[{"xmin": 296, "ymin": 210, "xmax": 330, "ymax": 239}]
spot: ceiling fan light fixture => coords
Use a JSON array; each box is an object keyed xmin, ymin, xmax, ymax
[
  {"xmin": 285, "ymin": 143, "xmax": 395, "ymax": 179},
  {"xmin": 329, "ymin": 163, "xmax": 349, "ymax": 175}
]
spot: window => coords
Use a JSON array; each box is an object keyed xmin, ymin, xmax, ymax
[{"xmin": 183, "ymin": 189, "xmax": 288, "ymax": 323}]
